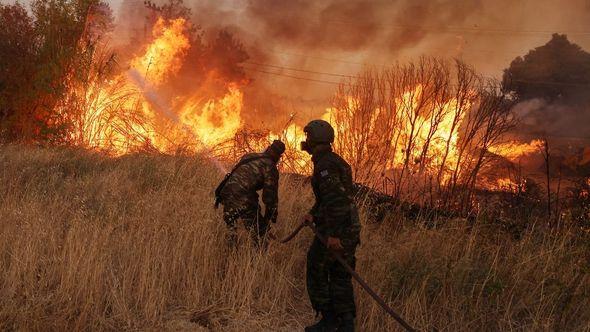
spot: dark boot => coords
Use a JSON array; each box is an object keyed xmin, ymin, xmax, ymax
[
  {"xmin": 305, "ymin": 311, "xmax": 338, "ymax": 332},
  {"xmin": 336, "ymin": 312, "xmax": 355, "ymax": 332}
]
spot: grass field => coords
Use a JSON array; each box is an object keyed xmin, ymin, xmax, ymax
[{"xmin": 0, "ymin": 145, "xmax": 589, "ymax": 331}]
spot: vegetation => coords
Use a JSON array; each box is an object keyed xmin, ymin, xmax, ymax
[
  {"xmin": 502, "ymin": 34, "xmax": 590, "ymax": 103},
  {"xmin": 0, "ymin": 145, "xmax": 588, "ymax": 331},
  {"xmin": 0, "ymin": 2, "xmax": 588, "ymax": 330},
  {"xmin": 0, "ymin": 0, "xmax": 249, "ymax": 147},
  {"xmin": 329, "ymin": 59, "xmax": 515, "ymax": 211},
  {"xmin": 0, "ymin": 0, "xmax": 112, "ymax": 142}
]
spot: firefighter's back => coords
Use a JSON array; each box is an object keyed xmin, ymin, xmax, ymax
[{"xmin": 220, "ymin": 153, "xmax": 271, "ymax": 210}]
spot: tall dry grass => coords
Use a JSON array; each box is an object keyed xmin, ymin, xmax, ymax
[{"xmin": 0, "ymin": 145, "xmax": 588, "ymax": 331}]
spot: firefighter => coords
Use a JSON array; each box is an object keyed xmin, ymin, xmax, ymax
[
  {"xmin": 215, "ymin": 140, "xmax": 285, "ymax": 246},
  {"xmin": 301, "ymin": 120, "xmax": 361, "ymax": 332}
]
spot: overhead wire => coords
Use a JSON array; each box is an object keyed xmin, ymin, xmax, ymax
[
  {"xmin": 264, "ymin": 45, "xmax": 527, "ymax": 66},
  {"xmin": 244, "ymin": 61, "xmax": 590, "ymax": 88},
  {"xmin": 244, "ymin": 67, "xmax": 343, "ymax": 85},
  {"xmin": 244, "ymin": 63, "xmax": 590, "ymax": 142},
  {"xmin": 244, "ymin": 61, "xmax": 357, "ymax": 78},
  {"xmin": 102, "ymin": 1, "xmax": 590, "ymax": 142}
]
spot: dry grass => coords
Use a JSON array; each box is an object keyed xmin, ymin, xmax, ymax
[{"xmin": 0, "ymin": 145, "xmax": 589, "ymax": 331}]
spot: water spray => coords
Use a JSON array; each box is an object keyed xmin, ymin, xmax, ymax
[{"xmin": 127, "ymin": 69, "xmax": 228, "ymax": 174}]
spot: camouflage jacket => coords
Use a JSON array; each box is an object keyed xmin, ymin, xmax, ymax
[
  {"xmin": 219, "ymin": 152, "xmax": 279, "ymax": 221},
  {"xmin": 309, "ymin": 145, "xmax": 360, "ymax": 239}
]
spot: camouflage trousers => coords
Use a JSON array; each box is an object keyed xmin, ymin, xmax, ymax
[
  {"xmin": 306, "ymin": 234, "xmax": 359, "ymax": 316},
  {"xmin": 222, "ymin": 206, "xmax": 269, "ymax": 246}
]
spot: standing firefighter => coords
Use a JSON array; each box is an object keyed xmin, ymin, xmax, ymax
[
  {"xmin": 214, "ymin": 140, "xmax": 285, "ymax": 246},
  {"xmin": 301, "ymin": 120, "xmax": 361, "ymax": 332}
]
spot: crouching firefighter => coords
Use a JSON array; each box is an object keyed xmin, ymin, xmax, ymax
[
  {"xmin": 214, "ymin": 140, "xmax": 285, "ymax": 247},
  {"xmin": 301, "ymin": 120, "xmax": 361, "ymax": 332}
]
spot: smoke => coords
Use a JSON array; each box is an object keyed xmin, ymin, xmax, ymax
[
  {"xmin": 185, "ymin": 0, "xmax": 590, "ymax": 66},
  {"xmin": 512, "ymin": 99, "xmax": 590, "ymax": 140},
  {"xmin": 110, "ymin": 0, "xmax": 590, "ymax": 135},
  {"xmin": 507, "ymin": 98, "xmax": 590, "ymax": 175},
  {"xmin": 245, "ymin": 1, "xmax": 380, "ymax": 50},
  {"xmin": 245, "ymin": 0, "xmax": 484, "ymax": 52},
  {"xmin": 179, "ymin": 0, "xmax": 590, "ymax": 111}
]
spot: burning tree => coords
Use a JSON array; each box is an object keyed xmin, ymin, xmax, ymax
[
  {"xmin": 0, "ymin": 0, "xmax": 113, "ymax": 143},
  {"xmin": 63, "ymin": 8, "xmax": 254, "ymax": 157},
  {"xmin": 0, "ymin": 0, "xmax": 255, "ymax": 161},
  {"xmin": 2, "ymin": 0, "xmax": 550, "ymax": 216},
  {"xmin": 326, "ymin": 58, "xmax": 515, "ymax": 211}
]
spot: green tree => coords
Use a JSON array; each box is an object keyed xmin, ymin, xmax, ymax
[
  {"xmin": 30, "ymin": 0, "xmax": 112, "ymax": 143},
  {"xmin": 0, "ymin": 0, "xmax": 113, "ymax": 143},
  {"xmin": 0, "ymin": 3, "xmax": 38, "ymax": 140}
]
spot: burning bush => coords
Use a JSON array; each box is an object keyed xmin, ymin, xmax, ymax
[
  {"xmin": 0, "ymin": 0, "xmax": 112, "ymax": 143},
  {"xmin": 5, "ymin": 0, "xmax": 580, "ymax": 217},
  {"xmin": 325, "ymin": 59, "xmax": 515, "ymax": 211},
  {"xmin": 567, "ymin": 177, "xmax": 590, "ymax": 229},
  {"xmin": 0, "ymin": 0, "xmax": 253, "ymax": 159}
]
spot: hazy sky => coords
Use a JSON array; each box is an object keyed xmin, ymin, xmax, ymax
[
  {"xmin": 3, "ymin": 0, "xmax": 590, "ymax": 94},
  {"xmin": 3, "ymin": 0, "xmax": 590, "ymax": 136}
]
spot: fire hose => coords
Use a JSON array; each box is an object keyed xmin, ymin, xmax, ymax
[{"xmin": 275, "ymin": 221, "xmax": 417, "ymax": 332}]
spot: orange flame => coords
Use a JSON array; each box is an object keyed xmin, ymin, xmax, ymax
[
  {"xmin": 492, "ymin": 177, "xmax": 524, "ymax": 192},
  {"xmin": 179, "ymin": 85, "xmax": 243, "ymax": 147},
  {"xmin": 488, "ymin": 139, "xmax": 543, "ymax": 161},
  {"xmin": 76, "ymin": 18, "xmax": 547, "ymax": 195},
  {"xmin": 131, "ymin": 18, "xmax": 190, "ymax": 85},
  {"xmin": 80, "ymin": 18, "xmax": 245, "ymax": 156}
]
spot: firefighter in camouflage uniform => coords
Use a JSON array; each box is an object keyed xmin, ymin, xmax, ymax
[
  {"xmin": 216, "ymin": 140, "xmax": 285, "ymax": 246},
  {"xmin": 301, "ymin": 120, "xmax": 361, "ymax": 332}
]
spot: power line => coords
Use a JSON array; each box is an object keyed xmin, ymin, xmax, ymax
[
  {"xmin": 266, "ymin": 48, "xmax": 516, "ymax": 69},
  {"xmin": 244, "ymin": 67, "xmax": 343, "ymax": 85},
  {"xmin": 245, "ymin": 61, "xmax": 356, "ymax": 78},
  {"xmin": 245, "ymin": 61, "xmax": 590, "ymax": 88},
  {"xmin": 265, "ymin": 49, "xmax": 391, "ymax": 67},
  {"xmin": 245, "ymin": 65, "xmax": 467, "ymax": 89}
]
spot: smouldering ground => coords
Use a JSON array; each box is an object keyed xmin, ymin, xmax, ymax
[{"xmin": 0, "ymin": 145, "xmax": 589, "ymax": 331}]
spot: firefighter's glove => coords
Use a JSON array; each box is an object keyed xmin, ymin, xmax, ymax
[
  {"xmin": 303, "ymin": 213, "xmax": 314, "ymax": 227},
  {"xmin": 327, "ymin": 236, "xmax": 344, "ymax": 252}
]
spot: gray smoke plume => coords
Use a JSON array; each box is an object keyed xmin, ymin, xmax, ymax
[
  {"xmin": 184, "ymin": 0, "xmax": 590, "ymax": 72},
  {"xmin": 112, "ymin": 0, "xmax": 590, "ymax": 135},
  {"xmin": 512, "ymin": 99, "xmax": 590, "ymax": 141},
  {"xmin": 181, "ymin": 0, "xmax": 590, "ymax": 114}
]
